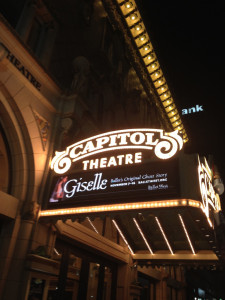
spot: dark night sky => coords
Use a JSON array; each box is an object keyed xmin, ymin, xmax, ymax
[{"xmin": 138, "ymin": 2, "xmax": 225, "ymax": 205}]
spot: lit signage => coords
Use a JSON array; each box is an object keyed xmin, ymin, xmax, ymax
[
  {"xmin": 182, "ymin": 104, "xmax": 203, "ymax": 115},
  {"xmin": 198, "ymin": 156, "xmax": 221, "ymax": 226},
  {"xmin": 51, "ymin": 128, "xmax": 183, "ymax": 174},
  {"xmin": 48, "ymin": 160, "xmax": 179, "ymax": 208}
]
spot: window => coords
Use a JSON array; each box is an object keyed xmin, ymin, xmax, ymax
[
  {"xmin": 26, "ymin": 16, "xmax": 43, "ymax": 53},
  {"xmin": 14, "ymin": 0, "xmax": 57, "ymax": 65}
]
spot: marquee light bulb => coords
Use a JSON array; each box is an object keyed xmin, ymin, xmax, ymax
[
  {"xmin": 130, "ymin": 13, "xmax": 137, "ymax": 20},
  {"xmin": 135, "ymin": 25, "xmax": 142, "ymax": 31},
  {"xmin": 125, "ymin": 2, "xmax": 133, "ymax": 8}
]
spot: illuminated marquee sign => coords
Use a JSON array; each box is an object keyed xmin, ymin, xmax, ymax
[
  {"xmin": 51, "ymin": 129, "xmax": 183, "ymax": 174},
  {"xmin": 48, "ymin": 160, "xmax": 179, "ymax": 208},
  {"xmin": 198, "ymin": 157, "xmax": 221, "ymax": 226}
]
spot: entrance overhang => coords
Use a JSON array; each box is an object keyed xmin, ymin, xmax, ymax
[
  {"xmin": 133, "ymin": 252, "xmax": 218, "ymax": 264},
  {"xmin": 39, "ymin": 201, "xmax": 221, "ymax": 265}
]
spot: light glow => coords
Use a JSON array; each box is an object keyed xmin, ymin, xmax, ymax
[
  {"xmin": 198, "ymin": 156, "xmax": 221, "ymax": 226},
  {"xmin": 155, "ymin": 217, "xmax": 174, "ymax": 254},
  {"xmin": 40, "ymin": 199, "xmax": 201, "ymax": 218},
  {"xmin": 86, "ymin": 217, "xmax": 99, "ymax": 234},
  {"xmin": 135, "ymin": 24, "xmax": 142, "ymax": 31},
  {"xmin": 112, "ymin": 219, "xmax": 134, "ymax": 255},
  {"xmin": 140, "ymin": 35, "xmax": 146, "ymax": 41},
  {"xmin": 178, "ymin": 214, "xmax": 195, "ymax": 254},
  {"xmin": 125, "ymin": 2, "xmax": 133, "ymax": 8},
  {"xmin": 130, "ymin": 13, "xmax": 137, "ymax": 20},
  {"xmin": 133, "ymin": 218, "xmax": 154, "ymax": 254}
]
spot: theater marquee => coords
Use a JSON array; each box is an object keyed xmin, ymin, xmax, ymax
[
  {"xmin": 41, "ymin": 129, "xmax": 221, "ymax": 226},
  {"xmin": 50, "ymin": 128, "xmax": 183, "ymax": 174},
  {"xmin": 48, "ymin": 159, "xmax": 179, "ymax": 208}
]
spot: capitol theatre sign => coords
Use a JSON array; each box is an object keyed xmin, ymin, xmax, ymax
[
  {"xmin": 46, "ymin": 128, "xmax": 182, "ymax": 210},
  {"xmin": 50, "ymin": 128, "xmax": 183, "ymax": 174}
]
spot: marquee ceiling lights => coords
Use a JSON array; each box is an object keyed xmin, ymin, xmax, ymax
[
  {"xmin": 178, "ymin": 214, "xmax": 196, "ymax": 255},
  {"xmin": 116, "ymin": 0, "xmax": 188, "ymax": 143},
  {"xmin": 133, "ymin": 218, "xmax": 154, "ymax": 254},
  {"xmin": 112, "ymin": 219, "xmax": 134, "ymax": 255},
  {"xmin": 155, "ymin": 216, "xmax": 174, "ymax": 255},
  {"xmin": 86, "ymin": 217, "xmax": 99, "ymax": 234}
]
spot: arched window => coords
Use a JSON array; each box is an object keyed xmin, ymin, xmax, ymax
[{"xmin": 0, "ymin": 123, "xmax": 11, "ymax": 193}]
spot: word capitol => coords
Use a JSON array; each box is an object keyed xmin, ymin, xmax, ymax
[{"xmin": 51, "ymin": 128, "xmax": 183, "ymax": 174}]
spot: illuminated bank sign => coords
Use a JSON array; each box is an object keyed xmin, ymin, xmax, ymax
[
  {"xmin": 51, "ymin": 128, "xmax": 183, "ymax": 174},
  {"xmin": 182, "ymin": 105, "xmax": 204, "ymax": 115}
]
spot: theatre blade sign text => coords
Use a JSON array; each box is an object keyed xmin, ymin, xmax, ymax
[
  {"xmin": 198, "ymin": 156, "xmax": 221, "ymax": 226},
  {"xmin": 51, "ymin": 128, "xmax": 183, "ymax": 174}
]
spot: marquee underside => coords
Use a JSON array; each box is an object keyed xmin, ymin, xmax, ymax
[{"xmin": 39, "ymin": 204, "xmax": 220, "ymax": 266}]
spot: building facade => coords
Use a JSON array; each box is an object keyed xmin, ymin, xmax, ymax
[{"xmin": 0, "ymin": 0, "xmax": 223, "ymax": 299}]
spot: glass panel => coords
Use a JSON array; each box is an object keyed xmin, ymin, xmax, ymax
[
  {"xmin": 28, "ymin": 278, "xmax": 45, "ymax": 300},
  {"xmin": 86, "ymin": 263, "xmax": 99, "ymax": 300},
  {"xmin": 67, "ymin": 254, "xmax": 81, "ymax": 300},
  {"xmin": 103, "ymin": 266, "xmax": 112, "ymax": 300},
  {"xmin": 47, "ymin": 254, "xmax": 82, "ymax": 300}
]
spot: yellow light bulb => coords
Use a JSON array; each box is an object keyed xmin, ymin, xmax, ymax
[
  {"xmin": 130, "ymin": 14, "xmax": 137, "ymax": 20},
  {"xmin": 135, "ymin": 25, "xmax": 141, "ymax": 31},
  {"xmin": 125, "ymin": 2, "xmax": 132, "ymax": 8}
]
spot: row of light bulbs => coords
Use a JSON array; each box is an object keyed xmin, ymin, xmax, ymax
[
  {"xmin": 117, "ymin": 0, "xmax": 188, "ymax": 143},
  {"xmin": 39, "ymin": 199, "xmax": 201, "ymax": 217}
]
